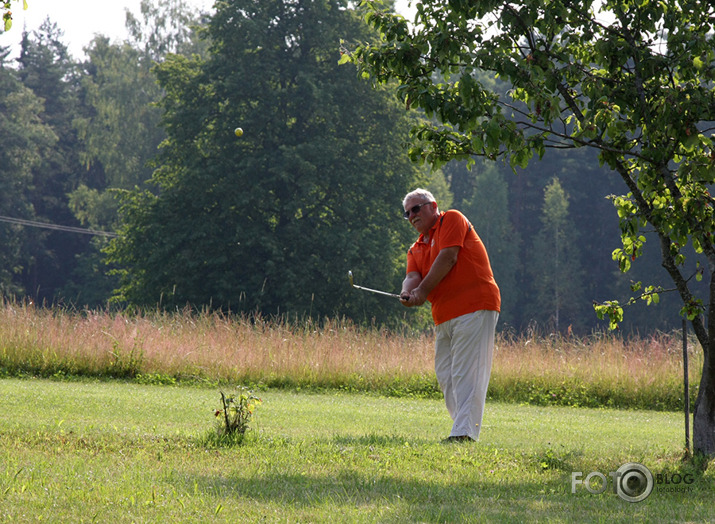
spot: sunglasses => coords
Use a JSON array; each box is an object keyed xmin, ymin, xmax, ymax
[{"xmin": 403, "ymin": 202, "xmax": 432, "ymax": 219}]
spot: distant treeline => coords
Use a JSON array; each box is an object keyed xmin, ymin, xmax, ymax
[{"xmin": 0, "ymin": 0, "xmax": 698, "ymax": 333}]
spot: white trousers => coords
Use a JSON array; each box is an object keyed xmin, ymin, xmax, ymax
[{"xmin": 434, "ymin": 310, "xmax": 498, "ymax": 440}]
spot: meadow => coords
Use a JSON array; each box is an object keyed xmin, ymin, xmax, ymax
[
  {"xmin": 0, "ymin": 301, "xmax": 701, "ymax": 411},
  {"xmin": 1, "ymin": 380, "xmax": 713, "ymax": 522},
  {"xmin": 0, "ymin": 302, "xmax": 712, "ymax": 522}
]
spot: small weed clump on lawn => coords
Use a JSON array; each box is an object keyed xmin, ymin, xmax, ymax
[{"xmin": 200, "ymin": 387, "xmax": 262, "ymax": 447}]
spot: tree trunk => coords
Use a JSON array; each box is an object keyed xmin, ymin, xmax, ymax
[
  {"xmin": 693, "ymin": 353, "xmax": 715, "ymax": 456},
  {"xmin": 693, "ymin": 278, "xmax": 715, "ymax": 456}
]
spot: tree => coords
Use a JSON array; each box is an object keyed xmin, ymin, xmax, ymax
[
  {"xmin": 525, "ymin": 177, "xmax": 585, "ymax": 331},
  {"xmin": 350, "ymin": 1, "xmax": 715, "ymax": 455},
  {"xmin": 75, "ymin": 37, "xmax": 165, "ymax": 191},
  {"xmin": 0, "ymin": 50, "xmax": 56, "ymax": 296},
  {"xmin": 64, "ymin": 1, "xmax": 209, "ymax": 306},
  {"xmin": 125, "ymin": 0, "xmax": 210, "ymax": 61},
  {"xmin": 106, "ymin": 0, "xmax": 422, "ymax": 325},
  {"xmin": 74, "ymin": 0, "xmax": 207, "ymax": 194},
  {"xmin": 16, "ymin": 20, "xmax": 91, "ymax": 303}
]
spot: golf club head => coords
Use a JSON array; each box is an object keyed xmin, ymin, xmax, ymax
[{"xmin": 348, "ymin": 270, "xmax": 354, "ymax": 287}]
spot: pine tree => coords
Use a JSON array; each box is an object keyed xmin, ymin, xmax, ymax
[{"xmin": 526, "ymin": 177, "xmax": 585, "ymax": 332}]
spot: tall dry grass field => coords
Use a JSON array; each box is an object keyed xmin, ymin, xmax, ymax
[
  {"xmin": 0, "ymin": 302, "xmax": 434, "ymax": 390},
  {"xmin": 0, "ymin": 301, "xmax": 701, "ymax": 409},
  {"xmin": 491, "ymin": 330, "xmax": 701, "ymax": 410}
]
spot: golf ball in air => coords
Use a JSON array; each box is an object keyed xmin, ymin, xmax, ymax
[{"xmin": 234, "ymin": 127, "xmax": 243, "ymax": 137}]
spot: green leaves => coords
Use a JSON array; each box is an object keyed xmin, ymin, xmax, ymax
[
  {"xmin": 351, "ymin": 0, "xmax": 715, "ymax": 335},
  {"xmin": 2, "ymin": 0, "xmax": 26, "ymax": 31},
  {"xmin": 216, "ymin": 388, "xmax": 262, "ymax": 437},
  {"xmin": 594, "ymin": 301, "xmax": 623, "ymax": 331},
  {"xmin": 680, "ymin": 298, "xmax": 705, "ymax": 321}
]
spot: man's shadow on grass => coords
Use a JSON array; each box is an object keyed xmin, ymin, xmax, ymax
[
  {"xmin": 178, "ymin": 469, "xmax": 574, "ymax": 522},
  {"xmin": 174, "ymin": 434, "xmax": 588, "ymax": 522}
]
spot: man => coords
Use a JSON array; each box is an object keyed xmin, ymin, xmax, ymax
[{"xmin": 400, "ymin": 188, "xmax": 500, "ymax": 442}]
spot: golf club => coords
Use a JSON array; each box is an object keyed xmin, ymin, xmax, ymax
[{"xmin": 348, "ymin": 270, "xmax": 401, "ymax": 299}]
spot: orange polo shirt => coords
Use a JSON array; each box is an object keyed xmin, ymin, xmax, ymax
[{"xmin": 406, "ymin": 210, "xmax": 501, "ymax": 325}]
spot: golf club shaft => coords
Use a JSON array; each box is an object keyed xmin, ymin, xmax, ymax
[
  {"xmin": 348, "ymin": 270, "xmax": 401, "ymax": 299},
  {"xmin": 352, "ymin": 284, "xmax": 401, "ymax": 299}
]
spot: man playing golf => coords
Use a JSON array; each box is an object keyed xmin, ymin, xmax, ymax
[{"xmin": 400, "ymin": 189, "xmax": 500, "ymax": 442}]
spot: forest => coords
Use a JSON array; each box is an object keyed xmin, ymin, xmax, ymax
[{"xmin": 0, "ymin": 0, "xmax": 705, "ymax": 334}]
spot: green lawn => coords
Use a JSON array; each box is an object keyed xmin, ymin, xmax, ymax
[{"xmin": 0, "ymin": 378, "xmax": 712, "ymax": 522}]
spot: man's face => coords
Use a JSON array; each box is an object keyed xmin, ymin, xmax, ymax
[{"xmin": 404, "ymin": 196, "xmax": 438, "ymax": 235}]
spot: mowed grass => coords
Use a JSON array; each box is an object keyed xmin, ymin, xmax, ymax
[
  {"xmin": 0, "ymin": 302, "xmax": 702, "ymax": 410},
  {"xmin": 1, "ymin": 378, "xmax": 713, "ymax": 523}
]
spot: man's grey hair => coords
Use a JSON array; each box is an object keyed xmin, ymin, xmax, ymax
[{"xmin": 403, "ymin": 188, "xmax": 436, "ymax": 208}]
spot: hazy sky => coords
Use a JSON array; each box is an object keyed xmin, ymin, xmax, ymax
[
  {"xmin": 0, "ymin": 0, "xmax": 216, "ymax": 59},
  {"xmin": 0, "ymin": 0, "xmax": 414, "ymax": 60}
]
